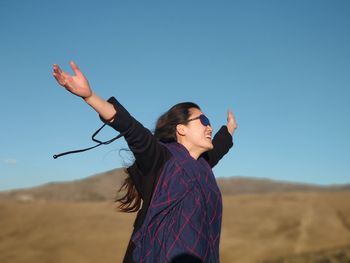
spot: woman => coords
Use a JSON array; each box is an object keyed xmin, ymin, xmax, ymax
[{"xmin": 53, "ymin": 61, "xmax": 237, "ymax": 263}]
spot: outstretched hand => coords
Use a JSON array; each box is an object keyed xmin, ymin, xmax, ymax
[
  {"xmin": 53, "ymin": 61, "xmax": 92, "ymax": 99},
  {"xmin": 226, "ymin": 110, "xmax": 237, "ymax": 135}
]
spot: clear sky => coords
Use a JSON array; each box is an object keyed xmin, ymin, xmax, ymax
[{"xmin": 1, "ymin": 0, "xmax": 349, "ymax": 191}]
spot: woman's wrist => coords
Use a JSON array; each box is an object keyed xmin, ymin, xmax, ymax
[
  {"xmin": 83, "ymin": 92, "xmax": 95, "ymax": 105},
  {"xmin": 84, "ymin": 92, "xmax": 117, "ymax": 122},
  {"xmin": 227, "ymin": 123, "xmax": 237, "ymax": 136}
]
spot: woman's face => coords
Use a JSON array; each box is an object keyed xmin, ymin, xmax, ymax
[{"xmin": 180, "ymin": 107, "xmax": 213, "ymax": 158}]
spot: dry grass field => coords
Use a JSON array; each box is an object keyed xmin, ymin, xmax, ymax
[
  {"xmin": 1, "ymin": 191, "xmax": 350, "ymax": 263},
  {"xmin": 0, "ymin": 201, "xmax": 134, "ymax": 263},
  {"xmin": 220, "ymin": 192, "xmax": 350, "ymax": 262}
]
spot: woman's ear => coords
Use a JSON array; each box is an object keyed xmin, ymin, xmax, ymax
[{"xmin": 176, "ymin": 124, "xmax": 186, "ymax": 136}]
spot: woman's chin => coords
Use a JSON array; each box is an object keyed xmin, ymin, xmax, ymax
[{"xmin": 206, "ymin": 141, "xmax": 214, "ymax": 150}]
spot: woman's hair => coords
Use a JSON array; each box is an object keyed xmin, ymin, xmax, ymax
[
  {"xmin": 116, "ymin": 102, "xmax": 200, "ymax": 212},
  {"xmin": 154, "ymin": 102, "xmax": 200, "ymax": 143}
]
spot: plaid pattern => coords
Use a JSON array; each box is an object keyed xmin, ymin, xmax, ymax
[{"xmin": 132, "ymin": 143, "xmax": 222, "ymax": 263}]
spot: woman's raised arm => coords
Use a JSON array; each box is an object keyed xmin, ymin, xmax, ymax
[{"xmin": 53, "ymin": 61, "xmax": 116, "ymax": 121}]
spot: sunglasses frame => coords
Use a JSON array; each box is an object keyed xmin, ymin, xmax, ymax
[{"xmin": 185, "ymin": 114, "xmax": 211, "ymax": 127}]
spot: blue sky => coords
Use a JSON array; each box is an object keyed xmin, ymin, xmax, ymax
[{"xmin": 0, "ymin": 0, "xmax": 349, "ymax": 191}]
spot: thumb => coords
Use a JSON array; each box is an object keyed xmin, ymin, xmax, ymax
[
  {"xmin": 70, "ymin": 61, "xmax": 83, "ymax": 77},
  {"xmin": 227, "ymin": 109, "xmax": 233, "ymax": 120}
]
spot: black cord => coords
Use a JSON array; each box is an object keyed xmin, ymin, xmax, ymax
[{"xmin": 53, "ymin": 124, "xmax": 123, "ymax": 159}]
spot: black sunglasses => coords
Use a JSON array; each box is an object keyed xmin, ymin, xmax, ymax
[{"xmin": 186, "ymin": 114, "xmax": 211, "ymax": 127}]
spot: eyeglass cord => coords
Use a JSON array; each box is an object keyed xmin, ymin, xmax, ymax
[{"xmin": 53, "ymin": 124, "xmax": 123, "ymax": 159}]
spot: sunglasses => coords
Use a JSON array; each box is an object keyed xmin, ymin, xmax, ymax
[{"xmin": 186, "ymin": 114, "xmax": 211, "ymax": 127}]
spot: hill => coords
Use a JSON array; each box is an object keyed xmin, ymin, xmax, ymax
[
  {"xmin": 0, "ymin": 168, "xmax": 127, "ymax": 202},
  {"xmin": 1, "ymin": 168, "xmax": 349, "ymax": 202},
  {"xmin": 216, "ymin": 176, "xmax": 350, "ymax": 195},
  {"xmin": 1, "ymin": 192, "xmax": 350, "ymax": 263},
  {"xmin": 1, "ymin": 169, "xmax": 350, "ymax": 262}
]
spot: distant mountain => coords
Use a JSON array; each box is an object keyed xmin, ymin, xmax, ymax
[
  {"xmin": 0, "ymin": 168, "xmax": 127, "ymax": 202},
  {"xmin": 1, "ymin": 168, "xmax": 349, "ymax": 202},
  {"xmin": 216, "ymin": 176, "xmax": 350, "ymax": 195}
]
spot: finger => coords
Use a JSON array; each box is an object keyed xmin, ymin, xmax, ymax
[
  {"xmin": 53, "ymin": 72, "xmax": 59, "ymax": 80},
  {"xmin": 70, "ymin": 61, "xmax": 83, "ymax": 77},
  {"xmin": 53, "ymin": 64, "xmax": 62, "ymax": 75},
  {"xmin": 53, "ymin": 66, "xmax": 69, "ymax": 85},
  {"xmin": 227, "ymin": 110, "xmax": 233, "ymax": 120},
  {"xmin": 53, "ymin": 65, "xmax": 59, "ymax": 75},
  {"xmin": 53, "ymin": 72, "xmax": 66, "ymax": 86}
]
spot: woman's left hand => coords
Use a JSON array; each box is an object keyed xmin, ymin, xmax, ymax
[{"xmin": 226, "ymin": 110, "xmax": 237, "ymax": 135}]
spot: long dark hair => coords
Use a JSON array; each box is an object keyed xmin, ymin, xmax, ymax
[{"xmin": 116, "ymin": 102, "xmax": 200, "ymax": 212}]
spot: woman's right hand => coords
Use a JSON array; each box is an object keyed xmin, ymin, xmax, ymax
[{"xmin": 53, "ymin": 61, "xmax": 92, "ymax": 99}]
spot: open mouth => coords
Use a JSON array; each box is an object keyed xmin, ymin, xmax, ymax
[{"xmin": 205, "ymin": 133, "xmax": 212, "ymax": 140}]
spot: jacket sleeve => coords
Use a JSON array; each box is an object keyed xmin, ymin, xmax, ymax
[
  {"xmin": 100, "ymin": 97, "xmax": 170, "ymax": 198},
  {"xmin": 201, "ymin": 125, "xmax": 233, "ymax": 168}
]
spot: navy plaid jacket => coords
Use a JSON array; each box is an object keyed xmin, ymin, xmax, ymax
[{"xmin": 132, "ymin": 142, "xmax": 222, "ymax": 263}]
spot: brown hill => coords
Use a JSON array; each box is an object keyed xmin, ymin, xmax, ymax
[
  {"xmin": 1, "ymin": 192, "xmax": 350, "ymax": 263},
  {"xmin": 0, "ymin": 168, "xmax": 350, "ymax": 202},
  {"xmin": 0, "ymin": 168, "xmax": 127, "ymax": 202},
  {"xmin": 1, "ymin": 168, "xmax": 349, "ymax": 202},
  {"xmin": 216, "ymin": 176, "xmax": 350, "ymax": 195},
  {"xmin": 0, "ymin": 169, "xmax": 350, "ymax": 263}
]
